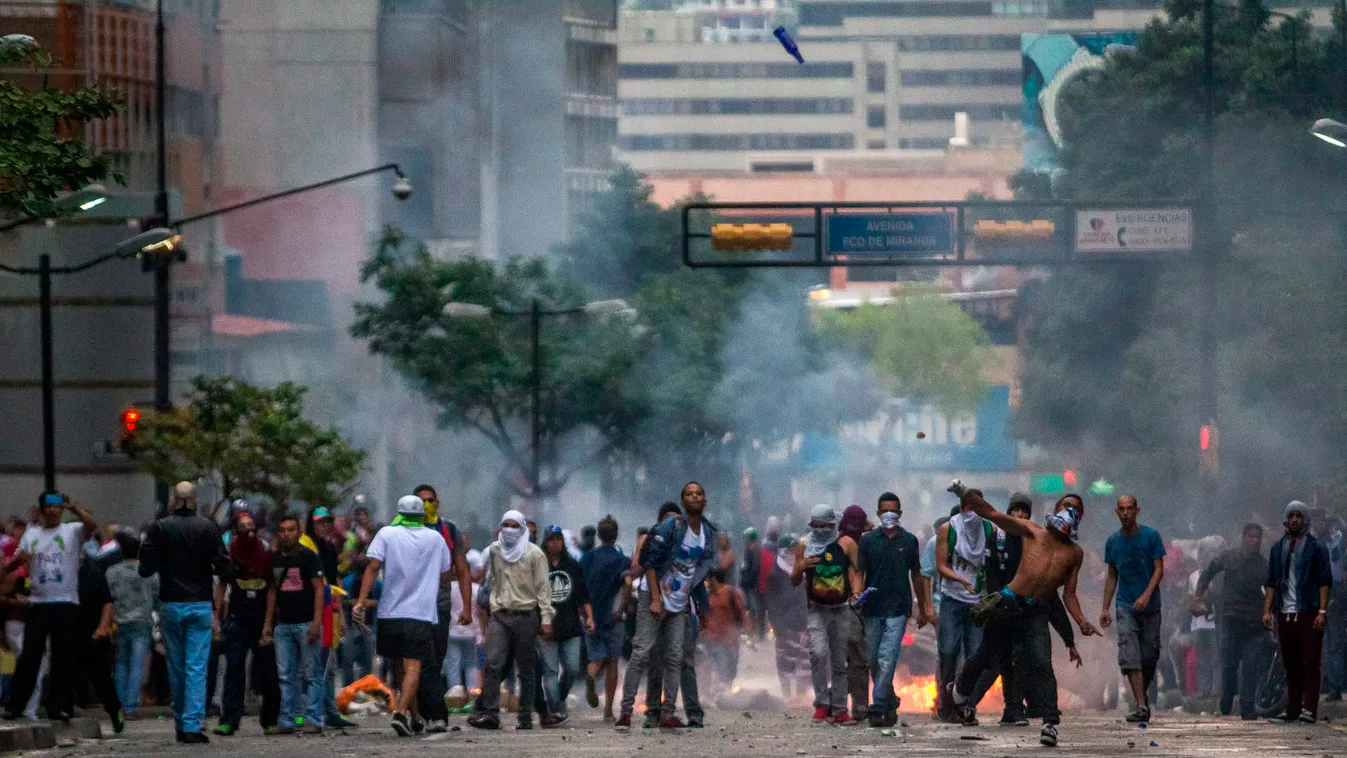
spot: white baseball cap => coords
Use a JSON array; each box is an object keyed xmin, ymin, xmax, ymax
[{"xmin": 396, "ymin": 494, "xmax": 425, "ymax": 516}]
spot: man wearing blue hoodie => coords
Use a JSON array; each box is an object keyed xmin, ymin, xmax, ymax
[
  {"xmin": 1263, "ymin": 500, "xmax": 1334, "ymax": 724},
  {"xmin": 615, "ymin": 482, "xmax": 717, "ymax": 731}
]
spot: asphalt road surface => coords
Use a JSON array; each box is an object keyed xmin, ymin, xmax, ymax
[{"xmin": 28, "ymin": 708, "xmax": 1347, "ymax": 758}]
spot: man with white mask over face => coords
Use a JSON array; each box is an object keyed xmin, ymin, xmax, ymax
[
  {"xmin": 467, "ymin": 510, "xmax": 553, "ymax": 731},
  {"xmin": 791, "ymin": 504, "xmax": 862, "ymax": 725}
]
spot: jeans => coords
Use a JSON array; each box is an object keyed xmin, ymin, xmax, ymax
[
  {"xmin": 936, "ymin": 597, "xmax": 980, "ymax": 714},
  {"xmin": 474, "ymin": 610, "xmax": 539, "ymax": 724},
  {"xmin": 806, "ymin": 603, "xmax": 851, "ymax": 713},
  {"xmin": 846, "ymin": 609, "xmax": 869, "ymax": 713},
  {"xmin": 1193, "ymin": 628, "xmax": 1218, "ymax": 696},
  {"xmin": 704, "ymin": 640, "xmax": 739, "ymax": 690},
  {"xmin": 955, "ymin": 602, "xmax": 1057, "ymax": 724},
  {"xmin": 445, "ymin": 637, "xmax": 479, "ymax": 690},
  {"xmin": 161, "ymin": 601, "xmax": 215, "ymax": 733},
  {"xmin": 646, "ymin": 609, "xmax": 702, "ymax": 721},
  {"xmin": 115, "ymin": 624, "xmax": 152, "ymax": 715},
  {"xmin": 221, "ymin": 619, "xmax": 279, "ymax": 729},
  {"xmin": 417, "ymin": 602, "xmax": 453, "ymax": 722},
  {"xmin": 1218, "ymin": 621, "xmax": 1268, "ymax": 717},
  {"xmin": 1278, "ymin": 612, "xmax": 1326, "ymax": 718},
  {"xmin": 620, "ymin": 590, "xmax": 687, "ymax": 719},
  {"xmin": 273, "ymin": 622, "xmax": 325, "ymax": 728},
  {"xmin": 339, "ymin": 622, "xmax": 376, "ymax": 684},
  {"xmin": 540, "ymin": 635, "xmax": 583, "ymax": 714},
  {"xmin": 1324, "ymin": 593, "xmax": 1347, "ymax": 694},
  {"xmin": 864, "ymin": 615, "xmax": 908, "ymax": 716}
]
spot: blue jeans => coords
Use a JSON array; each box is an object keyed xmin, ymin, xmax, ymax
[
  {"xmin": 445, "ymin": 637, "xmax": 479, "ymax": 690},
  {"xmin": 114, "ymin": 624, "xmax": 152, "ymax": 714},
  {"xmin": 540, "ymin": 635, "xmax": 583, "ymax": 715},
  {"xmin": 161, "ymin": 601, "xmax": 214, "ymax": 733},
  {"xmin": 864, "ymin": 615, "xmax": 908, "ymax": 716},
  {"xmin": 936, "ymin": 598, "xmax": 981, "ymax": 715},
  {"xmin": 274, "ymin": 623, "xmax": 326, "ymax": 728}
]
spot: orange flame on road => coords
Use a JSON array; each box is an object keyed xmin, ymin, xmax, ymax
[{"xmin": 895, "ymin": 674, "xmax": 1002, "ymax": 714}]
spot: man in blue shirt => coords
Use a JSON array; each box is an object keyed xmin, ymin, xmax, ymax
[{"xmin": 1100, "ymin": 494, "xmax": 1165, "ymax": 725}]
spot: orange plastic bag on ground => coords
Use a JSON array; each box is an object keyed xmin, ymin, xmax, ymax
[{"xmin": 336, "ymin": 674, "xmax": 395, "ymax": 714}]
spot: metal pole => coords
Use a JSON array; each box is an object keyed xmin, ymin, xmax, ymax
[
  {"xmin": 1199, "ymin": 0, "xmax": 1219, "ymax": 515},
  {"xmin": 39, "ymin": 254, "xmax": 55, "ymax": 493},
  {"xmin": 530, "ymin": 299, "xmax": 542, "ymax": 507},
  {"xmin": 153, "ymin": 0, "xmax": 170, "ymax": 516}
]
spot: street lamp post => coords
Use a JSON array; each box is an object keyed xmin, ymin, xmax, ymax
[{"xmin": 442, "ymin": 298, "xmax": 634, "ymax": 505}]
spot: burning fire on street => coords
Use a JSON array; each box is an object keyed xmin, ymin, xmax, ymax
[{"xmin": 895, "ymin": 671, "xmax": 1002, "ymax": 713}]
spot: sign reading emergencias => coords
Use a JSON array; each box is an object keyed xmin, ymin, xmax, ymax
[{"xmin": 1075, "ymin": 208, "xmax": 1193, "ymax": 254}]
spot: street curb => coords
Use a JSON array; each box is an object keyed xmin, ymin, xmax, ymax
[
  {"xmin": 0, "ymin": 722, "xmax": 56, "ymax": 752},
  {"xmin": 55, "ymin": 717, "xmax": 103, "ymax": 741}
]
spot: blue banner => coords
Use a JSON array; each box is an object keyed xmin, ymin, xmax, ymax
[{"xmin": 826, "ymin": 212, "xmax": 955, "ymax": 257}]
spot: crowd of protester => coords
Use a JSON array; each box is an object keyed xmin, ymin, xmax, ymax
[{"xmin": 0, "ymin": 479, "xmax": 1340, "ymax": 745}]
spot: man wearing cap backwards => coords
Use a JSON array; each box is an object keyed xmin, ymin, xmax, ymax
[
  {"xmin": 1263, "ymin": 500, "xmax": 1334, "ymax": 724},
  {"xmin": 468, "ymin": 510, "xmax": 553, "ymax": 731},
  {"xmin": 136, "ymin": 482, "xmax": 232, "ymax": 744},
  {"xmin": 353, "ymin": 495, "xmax": 454, "ymax": 736},
  {"xmin": 944, "ymin": 482, "xmax": 1099, "ymax": 748},
  {"xmin": 792, "ymin": 504, "xmax": 862, "ymax": 726}
]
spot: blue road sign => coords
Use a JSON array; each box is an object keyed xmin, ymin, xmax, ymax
[{"xmin": 826, "ymin": 212, "xmax": 955, "ymax": 256}]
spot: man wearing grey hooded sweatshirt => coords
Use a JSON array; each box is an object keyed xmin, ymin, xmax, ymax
[
  {"xmin": 1263, "ymin": 500, "xmax": 1333, "ymax": 724},
  {"xmin": 792, "ymin": 504, "xmax": 862, "ymax": 725}
]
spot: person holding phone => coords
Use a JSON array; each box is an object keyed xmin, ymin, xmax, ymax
[{"xmin": 3, "ymin": 491, "xmax": 98, "ymax": 724}]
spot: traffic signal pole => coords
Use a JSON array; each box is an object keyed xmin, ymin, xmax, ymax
[{"xmin": 38, "ymin": 254, "xmax": 55, "ymax": 493}]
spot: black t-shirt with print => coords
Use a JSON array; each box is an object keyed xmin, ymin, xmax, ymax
[
  {"xmin": 271, "ymin": 548, "xmax": 323, "ymax": 625},
  {"xmin": 547, "ymin": 553, "xmax": 590, "ymax": 641}
]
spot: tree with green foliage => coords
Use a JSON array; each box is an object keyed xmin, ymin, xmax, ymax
[
  {"xmin": 0, "ymin": 37, "xmax": 123, "ymax": 219},
  {"xmin": 352, "ymin": 227, "xmax": 645, "ymax": 500},
  {"xmin": 129, "ymin": 377, "xmax": 365, "ymax": 516},
  {"xmin": 1014, "ymin": 0, "xmax": 1347, "ymax": 518},
  {"xmin": 815, "ymin": 286, "xmax": 993, "ymax": 413}
]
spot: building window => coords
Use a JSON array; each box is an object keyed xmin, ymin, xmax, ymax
[
  {"xmin": 866, "ymin": 62, "xmax": 886, "ymax": 93},
  {"xmin": 992, "ymin": 0, "xmax": 1049, "ymax": 15},
  {"xmin": 867, "ymin": 139, "xmax": 886, "ymax": 149},
  {"xmin": 620, "ymin": 62, "xmax": 854, "ymax": 79},
  {"xmin": 900, "ymin": 70, "xmax": 1022, "ymax": 87},
  {"xmin": 618, "ymin": 133, "xmax": 856, "ymax": 151},
  {"xmin": 801, "ymin": 1, "xmax": 996, "ymax": 25},
  {"xmin": 621, "ymin": 98, "xmax": 854, "ymax": 116},
  {"xmin": 898, "ymin": 104, "xmax": 1019, "ymax": 121},
  {"xmin": 645, "ymin": 28, "xmax": 656, "ymax": 41},
  {"xmin": 867, "ymin": 105, "xmax": 886, "ymax": 129},
  {"xmin": 896, "ymin": 35, "xmax": 1021, "ymax": 52}
]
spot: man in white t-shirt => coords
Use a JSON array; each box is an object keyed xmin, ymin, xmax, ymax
[
  {"xmin": 4, "ymin": 492, "xmax": 96, "ymax": 722},
  {"xmin": 353, "ymin": 495, "xmax": 453, "ymax": 737}
]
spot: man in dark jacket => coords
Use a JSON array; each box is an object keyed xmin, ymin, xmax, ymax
[
  {"xmin": 1263, "ymin": 500, "xmax": 1334, "ymax": 724},
  {"xmin": 140, "ymin": 482, "xmax": 233, "ymax": 744},
  {"xmin": 1193, "ymin": 522, "xmax": 1269, "ymax": 720}
]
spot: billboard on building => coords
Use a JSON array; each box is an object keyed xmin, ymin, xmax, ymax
[
  {"xmin": 801, "ymin": 385, "xmax": 1019, "ymax": 473},
  {"xmin": 1021, "ymin": 33, "xmax": 1139, "ymax": 173}
]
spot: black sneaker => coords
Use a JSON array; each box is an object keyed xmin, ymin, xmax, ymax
[
  {"xmin": 181, "ymin": 732, "xmax": 210, "ymax": 744},
  {"xmin": 642, "ymin": 713, "xmax": 659, "ymax": 729},
  {"xmin": 517, "ymin": 719, "xmax": 534, "ymax": 731},
  {"xmin": 391, "ymin": 713, "xmax": 413, "ymax": 737},
  {"xmin": 1125, "ymin": 706, "xmax": 1150, "ymax": 723},
  {"xmin": 1267, "ymin": 713, "xmax": 1298, "ymax": 724},
  {"xmin": 411, "ymin": 717, "xmax": 425, "ymax": 735},
  {"xmin": 467, "ymin": 713, "xmax": 501, "ymax": 730},
  {"xmin": 1040, "ymin": 723, "xmax": 1058, "ymax": 747},
  {"xmin": 111, "ymin": 709, "xmax": 126, "ymax": 735},
  {"xmin": 868, "ymin": 713, "xmax": 886, "ymax": 728},
  {"xmin": 1299, "ymin": 709, "xmax": 1317, "ymax": 724},
  {"xmin": 586, "ymin": 676, "xmax": 600, "ymax": 708},
  {"xmin": 541, "ymin": 713, "xmax": 569, "ymax": 729},
  {"xmin": 687, "ymin": 717, "xmax": 704, "ymax": 728}
]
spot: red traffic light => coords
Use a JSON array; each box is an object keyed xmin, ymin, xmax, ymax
[
  {"xmin": 121, "ymin": 408, "xmax": 140, "ymax": 433},
  {"xmin": 1063, "ymin": 469, "xmax": 1077, "ymax": 486},
  {"xmin": 1199, "ymin": 425, "xmax": 1211, "ymax": 451}
]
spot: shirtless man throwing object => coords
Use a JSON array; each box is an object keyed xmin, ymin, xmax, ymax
[{"xmin": 944, "ymin": 481, "xmax": 1099, "ymax": 747}]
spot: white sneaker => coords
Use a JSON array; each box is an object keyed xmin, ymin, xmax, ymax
[
  {"xmin": 426, "ymin": 719, "xmax": 448, "ymax": 734},
  {"xmin": 446, "ymin": 685, "xmax": 468, "ymax": 709}
]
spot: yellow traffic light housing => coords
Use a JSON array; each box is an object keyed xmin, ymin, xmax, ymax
[
  {"xmin": 711, "ymin": 223, "xmax": 794, "ymax": 252},
  {"xmin": 972, "ymin": 219, "xmax": 1056, "ymax": 243}
]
